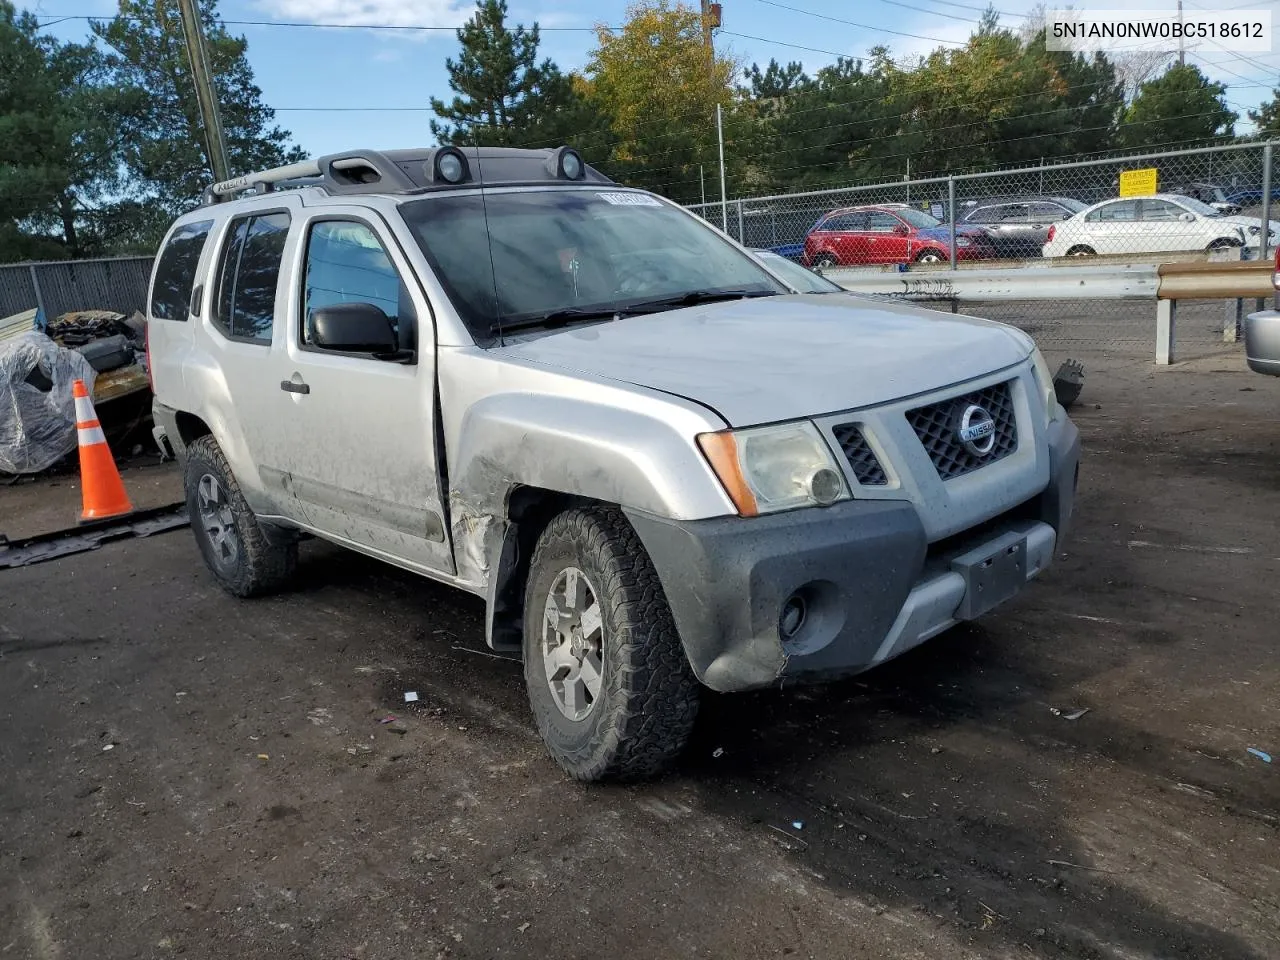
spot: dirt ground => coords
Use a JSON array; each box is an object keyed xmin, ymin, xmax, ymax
[{"xmin": 2, "ymin": 347, "xmax": 1277, "ymax": 960}]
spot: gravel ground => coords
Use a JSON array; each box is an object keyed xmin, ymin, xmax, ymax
[{"xmin": 2, "ymin": 349, "xmax": 1277, "ymax": 960}]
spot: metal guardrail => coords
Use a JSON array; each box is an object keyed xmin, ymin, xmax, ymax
[
  {"xmin": 826, "ymin": 263, "xmax": 1160, "ymax": 303},
  {"xmin": 827, "ymin": 259, "xmax": 1277, "ymax": 365},
  {"xmin": 1154, "ymin": 260, "xmax": 1275, "ymax": 364}
]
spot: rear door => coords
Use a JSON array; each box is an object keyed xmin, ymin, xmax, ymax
[
  {"xmin": 1028, "ymin": 202, "xmax": 1074, "ymax": 251},
  {"xmin": 261, "ymin": 208, "xmax": 455, "ymax": 575},
  {"xmin": 197, "ymin": 201, "xmax": 304, "ymax": 519},
  {"xmin": 1082, "ymin": 199, "xmax": 1139, "ymax": 253}
]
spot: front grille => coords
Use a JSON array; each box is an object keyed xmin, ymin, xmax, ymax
[
  {"xmin": 831, "ymin": 423, "xmax": 888, "ymax": 485},
  {"xmin": 906, "ymin": 380, "xmax": 1017, "ymax": 481}
]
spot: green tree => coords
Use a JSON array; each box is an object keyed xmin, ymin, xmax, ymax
[
  {"xmin": 581, "ymin": 0, "xmax": 738, "ymax": 203},
  {"xmin": 0, "ymin": 1, "xmax": 136, "ymax": 261},
  {"xmin": 92, "ymin": 0, "xmax": 304, "ymax": 236},
  {"xmin": 431, "ymin": 0, "xmax": 581, "ymax": 147},
  {"xmin": 1118, "ymin": 64, "xmax": 1235, "ymax": 149},
  {"xmin": 1248, "ymin": 88, "xmax": 1280, "ymax": 139},
  {"xmin": 884, "ymin": 21, "xmax": 1123, "ymax": 176}
]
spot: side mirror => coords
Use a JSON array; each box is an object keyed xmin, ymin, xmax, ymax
[
  {"xmin": 311, "ymin": 302, "xmax": 397, "ymax": 353},
  {"xmin": 1180, "ymin": 212, "xmax": 1196, "ymax": 222}
]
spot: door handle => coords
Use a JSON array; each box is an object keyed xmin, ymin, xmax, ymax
[{"xmin": 280, "ymin": 380, "xmax": 310, "ymax": 395}]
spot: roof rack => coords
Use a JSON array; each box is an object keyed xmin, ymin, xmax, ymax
[{"xmin": 202, "ymin": 145, "xmax": 615, "ymax": 205}]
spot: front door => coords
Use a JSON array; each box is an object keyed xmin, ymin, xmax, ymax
[
  {"xmin": 264, "ymin": 210, "xmax": 455, "ymax": 575},
  {"xmin": 865, "ymin": 210, "xmax": 911, "ymax": 264}
]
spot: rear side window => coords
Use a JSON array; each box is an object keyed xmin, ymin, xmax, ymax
[
  {"xmin": 150, "ymin": 219, "xmax": 213, "ymax": 322},
  {"xmin": 213, "ymin": 212, "xmax": 291, "ymax": 344}
]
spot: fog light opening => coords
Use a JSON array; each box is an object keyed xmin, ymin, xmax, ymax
[
  {"xmin": 808, "ymin": 467, "xmax": 843, "ymax": 506},
  {"xmin": 780, "ymin": 593, "xmax": 807, "ymax": 641}
]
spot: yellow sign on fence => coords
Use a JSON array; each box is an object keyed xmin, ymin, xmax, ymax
[{"xmin": 1119, "ymin": 167, "xmax": 1158, "ymax": 197}]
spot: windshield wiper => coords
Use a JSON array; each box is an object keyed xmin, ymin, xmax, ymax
[
  {"xmin": 492, "ymin": 289, "xmax": 778, "ymax": 336},
  {"xmin": 494, "ymin": 307, "xmax": 621, "ymax": 335},
  {"xmin": 620, "ymin": 289, "xmax": 780, "ymax": 313}
]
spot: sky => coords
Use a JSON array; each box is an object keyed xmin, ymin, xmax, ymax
[{"xmin": 27, "ymin": 0, "xmax": 1280, "ymax": 161}]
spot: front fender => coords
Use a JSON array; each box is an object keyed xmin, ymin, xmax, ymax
[{"xmin": 447, "ymin": 391, "xmax": 737, "ymax": 587}]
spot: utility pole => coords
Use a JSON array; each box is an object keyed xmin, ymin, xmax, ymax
[
  {"xmin": 717, "ymin": 104, "xmax": 727, "ymax": 231},
  {"xmin": 177, "ymin": 0, "xmax": 230, "ymax": 184},
  {"xmin": 700, "ymin": 0, "xmax": 719, "ymax": 54},
  {"xmin": 1177, "ymin": 0, "xmax": 1184, "ymax": 67}
]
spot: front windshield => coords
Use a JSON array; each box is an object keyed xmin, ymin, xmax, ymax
[
  {"xmin": 1174, "ymin": 195, "xmax": 1222, "ymax": 218},
  {"xmin": 754, "ymin": 251, "xmax": 843, "ymax": 293},
  {"xmin": 896, "ymin": 208, "xmax": 941, "ymax": 228},
  {"xmin": 1060, "ymin": 197, "xmax": 1086, "ymax": 214},
  {"xmin": 399, "ymin": 188, "xmax": 787, "ymax": 340}
]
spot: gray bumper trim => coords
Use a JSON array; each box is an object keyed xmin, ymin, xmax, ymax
[{"xmin": 625, "ymin": 413, "xmax": 1081, "ymax": 694}]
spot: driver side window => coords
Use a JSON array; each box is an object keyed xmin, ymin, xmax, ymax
[{"xmin": 301, "ymin": 220, "xmax": 415, "ymax": 351}]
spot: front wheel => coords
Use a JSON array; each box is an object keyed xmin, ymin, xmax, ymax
[
  {"xmin": 914, "ymin": 249, "xmax": 945, "ymax": 264},
  {"xmin": 811, "ymin": 252, "xmax": 838, "ymax": 268},
  {"xmin": 522, "ymin": 506, "xmax": 700, "ymax": 782}
]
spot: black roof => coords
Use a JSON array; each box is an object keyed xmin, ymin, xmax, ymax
[{"xmin": 205, "ymin": 145, "xmax": 615, "ymax": 205}]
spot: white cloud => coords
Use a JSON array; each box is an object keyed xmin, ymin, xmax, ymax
[{"xmin": 252, "ymin": 0, "xmax": 468, "ymax": 28}]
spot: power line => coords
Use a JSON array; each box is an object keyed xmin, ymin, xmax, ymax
[
  {"xmin": 37, "ymin": 14, "xmax": 617, "ymax": 32},
  {"xmin": 874, "ymin": 0, "xmax": 1028, "ymax": 20},
  {"xmin": 738, "ymin": 0, "xmax": 967, "ymax": 46},
  {"xmin": 867, "ymin": 0, "xmax": 987, "ymax": 26}
]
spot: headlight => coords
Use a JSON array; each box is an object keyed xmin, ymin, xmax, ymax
[
  {"xmin": 1028, "ymin": 347, "xmax": 1059, "ymax": 426},
  {"xmin": 697, "ymin": 420, "xmax": 849, "ymax": 516}
]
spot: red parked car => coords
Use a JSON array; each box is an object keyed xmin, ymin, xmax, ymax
[{"xmin": 802, "ymin": 204, "xmax": 998, "ymax": 267}]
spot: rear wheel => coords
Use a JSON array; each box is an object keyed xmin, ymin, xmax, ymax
[
  {"xmin": 1066, "ymin": 245, "xmax": 1096, "ymax": 257},
  {"xmin": 1207, "ymin": 237, "xmax": 1242, "ymax": 251},
  {"xmin": 811, "ymin": 252, "xmax": 837, "ymax": 268},
  {"xmin": 183, "ymin": 435, "xmax": 297, "ymax": 598},
  {"xmin": 914, "ymin": 248, "xmax": 945, "ymax": 264},
  {"xmin": 522, "ymin": 506, "xmax": 700, "ymax": 782}
]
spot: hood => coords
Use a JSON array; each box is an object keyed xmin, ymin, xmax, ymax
[
  {"xmin": 918, "ymin": 224, "xmax": 990, "ymax": 242},
  {"xmin": 1217, "ymin": 214, "xmax": 1280, "ymax": 234},
  {"xmin": 493, "ymin": 295, "xmax": 1032, "ymax": 427}
]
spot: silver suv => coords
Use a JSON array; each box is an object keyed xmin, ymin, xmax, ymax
[{"xmin": 145, "ymin": 146, "xmax": 1080, "ymax": 782}]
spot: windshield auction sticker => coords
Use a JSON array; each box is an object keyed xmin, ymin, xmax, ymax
[
  {"xmin": 597, "ymin": 192, "xmax": 664, "ymax": 206},
  {"xmin": 1046, "ymin": 6, "xmax": 1271, "ymax": 53}
]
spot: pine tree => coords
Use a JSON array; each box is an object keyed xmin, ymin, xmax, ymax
[
  {"xmin": 92, "ymin": 0, "xmax": 304, "ymax": 229},
  {"xmin": 429, "ymin": 0, "xmax": 585, "ymax": 148}
]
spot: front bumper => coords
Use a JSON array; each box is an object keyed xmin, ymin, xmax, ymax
[
  {"xmin": 625, "ymin": 414, "xmax": 1080, "ymax": 693},
  {"xmin": 1244, "ymin": 309, "xmax": 1280, "ymax": 376}
]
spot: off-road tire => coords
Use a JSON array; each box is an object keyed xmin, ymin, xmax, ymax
[
  {"xmin": 184, "ymin": 435, "xmax": 297, "ymax": 598},
  {"xmin": 523, "ymin": 506, "xmax": 700, "ymax": 782}
]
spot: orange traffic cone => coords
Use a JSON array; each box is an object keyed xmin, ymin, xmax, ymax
[{"xmin": 72, "ymin": 378, "xmax": 133, "ymax": 523}]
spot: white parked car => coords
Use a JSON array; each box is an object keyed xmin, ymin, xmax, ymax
[{"xmin": 1041, "ymin": 193, "xmax": 1279, "ymax": 258}]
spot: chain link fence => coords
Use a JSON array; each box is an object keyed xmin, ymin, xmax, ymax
[{"xmin": 688, "ymin": 141, "xmax": 1276, "ymax": 362}]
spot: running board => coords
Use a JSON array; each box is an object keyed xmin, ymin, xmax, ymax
[{"xmin": 0, "ymin": 503, "xmax": 190, "ymax": 569}]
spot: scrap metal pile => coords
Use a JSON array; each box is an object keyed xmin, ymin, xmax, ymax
[{"xmin": 0, "ymin": 308, "xmax": 151, "ymax": 475}]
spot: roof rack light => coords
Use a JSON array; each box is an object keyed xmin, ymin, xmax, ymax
[
  {"xmin": 545, "ymin": 146, "xmax": 585, "ymax": 181},
  {"xmin": 423, "ymin": 147, "xmax": 471, "ymax": 185}
]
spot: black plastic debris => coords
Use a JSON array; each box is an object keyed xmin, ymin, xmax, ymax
[{"xmin": 1054, "ymin": 359, "xmax": 1085, "ymax": 409}]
